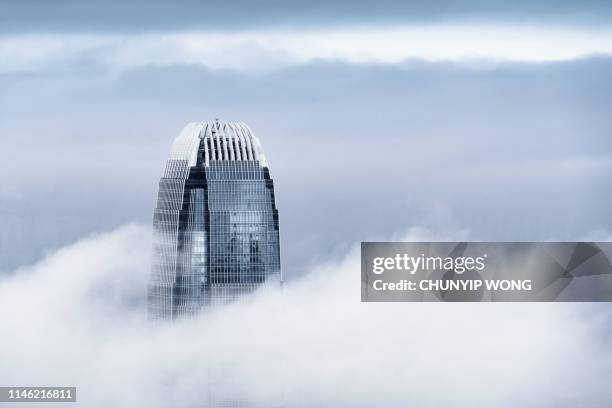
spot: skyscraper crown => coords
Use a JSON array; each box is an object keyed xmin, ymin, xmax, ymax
[{"xmin": 168, "ymin": 121, "xmax": 268, "ymax": 170}]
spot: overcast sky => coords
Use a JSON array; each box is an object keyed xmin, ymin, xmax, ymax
[
  {"xmin": 1, "ymin": 1, "xmax": 611, "ymax": 276},
  {"xmin": 3, "ymin": 0, "xmax": 612, "ymax": 32}
]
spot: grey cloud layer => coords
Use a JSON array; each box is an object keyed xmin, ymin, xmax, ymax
[
  {"xmin": 1, "ymin": 224, "xmax": 611, "ymax": 407},
  {"xmin": 1, "ymin": 57, "xmax": 611, "ymax": 273},
  {"xmin": 2, "ymin": 0, "xmax": 612, "ymax": 32}
]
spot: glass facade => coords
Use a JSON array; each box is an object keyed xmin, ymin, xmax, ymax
[{"xmin": 148, "ymin": 122, "xmax": 281, "ymax": 320}]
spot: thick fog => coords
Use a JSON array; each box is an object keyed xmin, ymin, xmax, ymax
[{"xmin": 1, "ymin": 225, "xmax": 611, "ymax": 407}]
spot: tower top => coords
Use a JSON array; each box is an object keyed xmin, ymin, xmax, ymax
[{"xmin": 166, "ymin": 121, "xmax": 269, "ymax": 172}]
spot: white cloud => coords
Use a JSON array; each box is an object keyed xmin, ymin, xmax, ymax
[
  {"xmin": 2, "ymin": 24, "xmax": 612, "ymax": 73},
  {"xmin": 0, "ymin": 224, "xmax": 611, "ymax": 407}
]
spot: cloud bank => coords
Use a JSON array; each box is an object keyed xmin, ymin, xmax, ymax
[
  {"xmin": 1, "ymin": 224, "xmax": 611, "ymax": 407},
  {"xmin": 3, "ymin": 25, "xmax": 612, "ymax": 75}
]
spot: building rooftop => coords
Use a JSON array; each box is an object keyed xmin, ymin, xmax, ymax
[{"xmin": 168, "ymin": 121, "xmax": 268, "ymax": 168}]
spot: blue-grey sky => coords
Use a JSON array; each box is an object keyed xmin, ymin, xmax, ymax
[
  {"xmin": 3, "ymin": 0, "xmax": 612, "ymax": 32},
  {"xmin": 1, "ymin": 2, "xmax": 611, "ymax": 274},
  {"xmin": 1, "ymin": 57, "xmax": 611, "ymax": 274}
]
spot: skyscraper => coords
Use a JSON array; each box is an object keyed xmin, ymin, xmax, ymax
[{"xmin": 147, "ymin": 121, "xmax": 281, "ymax": 320}]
